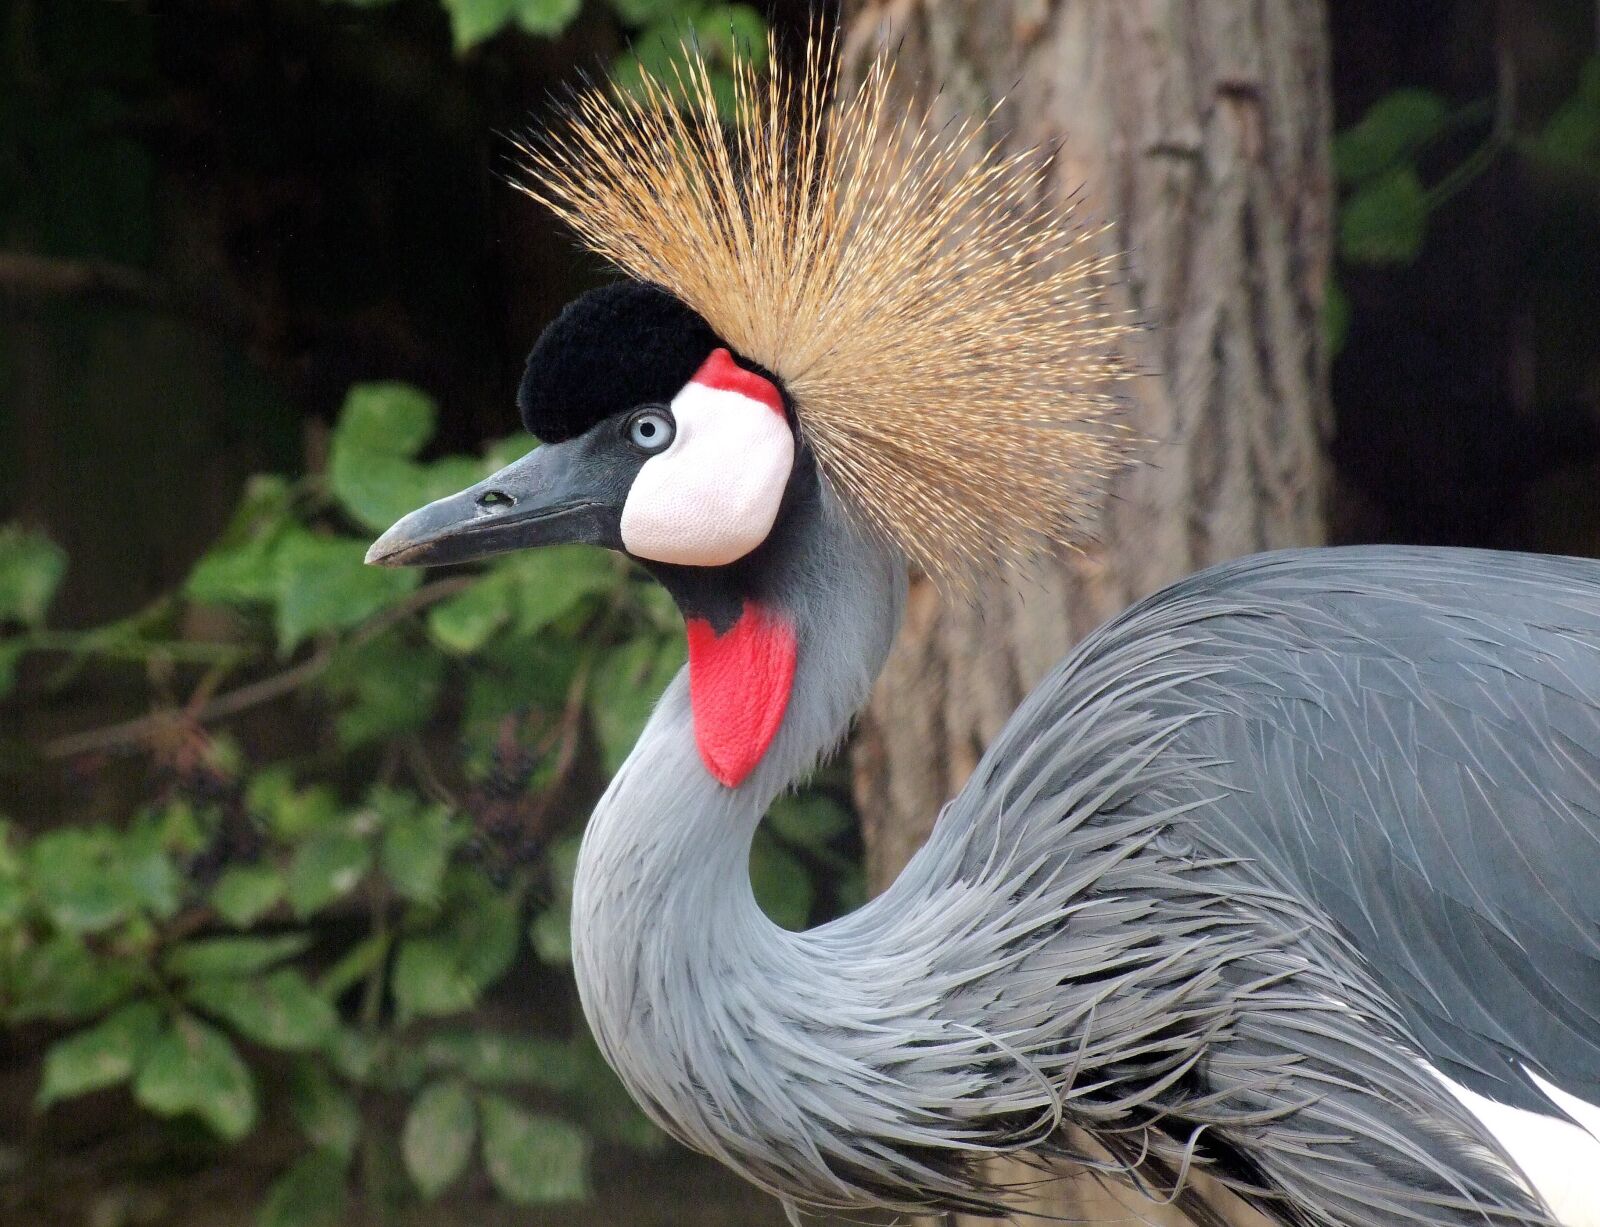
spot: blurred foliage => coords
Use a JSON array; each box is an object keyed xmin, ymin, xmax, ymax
[
  {"xmin": 0, "ymin": 3, "xmax": 846, "ymax": 1221},
  {"xmin": 371, "ymin": 0, "xmax": 768, "ymax": 77},
  {"xmin": 0, "ymin": 380, "xmax": 860, "ymax": 1223},
  {"xmin": 1327, "ymin": 54, "xmax": 1600, "ymax": 354}
]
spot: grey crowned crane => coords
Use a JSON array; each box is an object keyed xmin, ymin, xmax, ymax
[{"xmin": 365, "ymin": 35, "xmax": 1600, "ymax": 1227}]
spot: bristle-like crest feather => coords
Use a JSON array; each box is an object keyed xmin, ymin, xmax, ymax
[{"xmin": 513, "ymin": 30, "xmax": 1138, "ymax": 584}]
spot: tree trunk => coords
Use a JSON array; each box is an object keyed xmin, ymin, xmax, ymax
[{"xmin": 843, "ymin": 1, "xmax": 1333, "ymax": 1223}]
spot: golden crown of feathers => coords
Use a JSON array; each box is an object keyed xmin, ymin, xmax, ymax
[{"xmin": 512, "ymin": 31, "xmax": 1136, "ymax": 583}]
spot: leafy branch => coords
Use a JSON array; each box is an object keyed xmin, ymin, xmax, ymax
[
  {"xmin": 37, "ymin": 576, "xmax": 473, "ymax": 762},
  {"xmin": 2, "ymin": 372, "xmax": 860, "ymax": 1225}
]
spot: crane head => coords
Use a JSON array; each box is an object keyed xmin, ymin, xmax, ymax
[
  {"xmin": 365, "ymin": 279, "xmax": 800, "ymax": 575},
  {"xmin": 363, "ymin": 30, "xmax": 1141, "ymax": 788},
  {"xmin": 371, "ymin": 29, "xmax": 1140, "ymax": 594}
]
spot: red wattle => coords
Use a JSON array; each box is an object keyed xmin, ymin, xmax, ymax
[
  {"xmin": 684, "ymin": 602, "xmax": 797, "ymax": 788},
  {"xmin": 689, "ymin": 348, "xmax": 785, "ymax": 417}
]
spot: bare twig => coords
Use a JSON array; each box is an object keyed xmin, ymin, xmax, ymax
[
  {"xmin": 0, "ymin": 251, "xmax": 168, "ymax": 307},
  {"xmin": 404, "ymin": 736, "xmax": 460, "ymax": 809},
  {"xmin": 0, "ymin": 250, "xmax": 255, "ymax": 341},
  {"xmin": 1423, "ymin": 42, "xmax": 1517, "ymax": 210},
  {"xmin": 38, "ymin": 576, "xmax": 474, "ymax": 761},
  {"xmin": 518, "ymin": 646, "xmax": 598, "ymax": 833}
]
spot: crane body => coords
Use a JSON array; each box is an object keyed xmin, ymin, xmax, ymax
[
  {"xmin": 366, "ymin": 33, "xmax": 1600, "ymax": 1227},
  {"xmin": 570, "ymin": 508, "xmax": 1600, "ymax": 1226}
]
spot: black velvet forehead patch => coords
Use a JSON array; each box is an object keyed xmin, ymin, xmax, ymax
[{"xmin": 517, "ymin": 281, "xmax": 724, "ymax": 442}]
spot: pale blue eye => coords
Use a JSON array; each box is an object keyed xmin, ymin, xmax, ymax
[{"xmin": 628, "ymin": 409, "xmax": 675, "ymax": 453}]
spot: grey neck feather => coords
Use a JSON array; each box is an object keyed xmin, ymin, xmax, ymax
[{"xmin": 570, "ymin": 485, "xmax": 907, "ymax": 1190}]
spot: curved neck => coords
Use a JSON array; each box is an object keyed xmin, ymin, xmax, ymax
[{"xmin": 569, "ymin": 487, "xmax": 904, "ymax": 1146}]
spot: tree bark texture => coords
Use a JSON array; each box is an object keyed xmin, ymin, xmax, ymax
[{"xmin": 842, "ymin": 2, "xmax": 1333, "ymax": 1223}]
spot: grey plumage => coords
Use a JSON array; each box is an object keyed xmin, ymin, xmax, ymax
[{"xmin": 573, "ymin": 481, "xmax": 1592, "ymax": 1224}]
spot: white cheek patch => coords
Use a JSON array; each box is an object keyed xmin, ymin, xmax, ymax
[{"xmin": 620, "ymin": 366, "xmax": 794, "ymax": 567}]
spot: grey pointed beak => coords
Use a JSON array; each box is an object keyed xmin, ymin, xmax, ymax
[{"xmin": 365, "ymin": 441, "xmax": 621, "ymax": 568}]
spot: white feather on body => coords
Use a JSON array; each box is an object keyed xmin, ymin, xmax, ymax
[{"xmin": 1432, "ymin": 1065, "xmax": 1600, "ymax": 1226}]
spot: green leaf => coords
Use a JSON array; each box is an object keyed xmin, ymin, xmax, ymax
[
  {"xmin": 512, "ymin": 0, "xmax": 582, "ymax": 37},
  {"xmin": 749, "ymin": 832, "xmax": 812, "ymax": 930},
  {"xmin": 529, "ymin": 906, "xmax": 570, "ymax": 965},
  {"xmin": 427, "ymin": 575, "xmax": 513, "ymax": 654},
  {"xmin": 0, "ymin": 525, "xmax": 67, "ymax": 626},
  {"xmin": 164, "ymin": 933, "xmax": 311, "ymax": 980},
  {"xmin": 402, "ymin": 1080, "xmax": 477, "ymax": 1198},
  {"xmin": 480, "ymin": 1096, "xmax": 590, "ymax": 1204},
  {"xmin": 321, "ymin": 633, "xmax": 446, "ymax": 747},
  {"xmin": 453, "ymin": 887, "xmax": 520, "ymax": 988},
  {"xmin": 212, "ymin": 865, "xmax": 285, "ymax": 927},
  {"xmin": 421, "ymin": 1031, "xmax": 576, "ymax": 1090},
  {"xmin": 286, "ymin": 828, "xmax": 371, "ymax": 917},
  {"xmin": 323, "ymin": 1027, "xmax": 379, "ymax": 1085},
  {"xmin": 29, "ymin": 827, "xmax": 139, "ymax": 934},
  {"xmin": 37, "ymin": 1000, "xmax": 163, "ymax": 1106},
  {"xmin": 1333, "ymin": 88, "xmax": 1450, "ymax": 183},
  {"xmin": 443, "ymin": 0, "xmax": 515, "ymax": 50},
  {"xmin": 590, "ymin": 634, "xmax": 687, "ymax": 771},
  {"xmin": 0, "ymin": 838, "xmax": 25, "ymax": 926},
  {"xmin": 502, "ymin": 545, "xmax": 616, "ymax": 635},
  {"xmin": 250, "ymin": 770, "xmax": 342, "ymax": 840},
  {"xmin": 122, "ymin": 829, "xmax": 181, "ymax": 919},
  {"xmin": 185, "ymin": 476, "xmax": 295, "ymax": 606},
  {"xmin": 767, "ymin": 794, "xmax": 851, "ymax": 849},
  {"xmin": 689, "ymin": 3, "xmax": 765, "ymax": 53},
  {"xmin": 187, "ymin": 534, "xmax": 286, "ymax": 606},
  {"xmin": 1339, "ymin": 164, "xmax": 1428, "ymax": 265},
  {"xmin": 332, "ymin": 383, "xmax": 437, "ymax": 459},
  {"xmin": 613, "ymin": 7, "xmax": 765, "ymax": 116},
  {"xmin": 317, "ymin": 934, "xmax": 390, "ymax": 1001},
  {"xmin": 326, "ymin": 453, "xmax": 417, "ymax": 537},
  {"xmin": 390, "ymin": 873, "xmax": 521, "ymax": 1021},
  {"xmin": 330, "ymin": 451, "xmax": 488, "ymax": 537},
  {"xmin": 10, "ymin": 934, "xmax": 139, "ymax": 1022},
  {"xmin": 186, "ymin": 968, "xmax": 336, "ymax": 1052},
  {"xmin": 289, "ymin": 1061, "xmax": 361, "ymax": 1158},
  {"xmin": 134, "ymin": 1015, "xmax": 257, "ymax": 1140},
  {"xmin": 272, "ymin": 532, "xmax": 419, "ymax": 653},
  {"xmin": 1535, "ymin": 57, "xmax": 1600, "ymax": 174},
  {"xmin": 530, "ymin": 836, "xmax": 576, "ymax": 965},
  {"xmin": 257, "ymin": 1148, "xmax": 347, "ymax": 1227},
  {"xmin": 391, "ymin": 937, "xmax": 477, "ymax": 1020},
  {"xmin": 324, "ymin": 361, "xmax": 486, "ymax": 531},
  {"xmin": 605, "ymin": 0, "xmax": 681, "ymax": 24},
  {"xmin": 371, "ymin": 1045, "xmax": 430, "ymax": 1095},
  {"xmin": 379, "ymin": 800, "xmax": 456, "ymax": 904},
  {"xmin": 464, "ymin": 636, "xmax": 580, "ymax": 736}
]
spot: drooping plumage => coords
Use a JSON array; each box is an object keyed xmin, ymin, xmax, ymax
[
  {"xmin": 573, "ymin": 516, "xmax": 1592, "ymax": 1226},
  {"xmin": 367, "ymin": 28, "xmax": 1600, "ymax": 1227}
]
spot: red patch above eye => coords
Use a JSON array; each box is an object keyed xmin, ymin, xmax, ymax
[
  {"xmin": 689, "ymin": 348, "xmax": 784, "ymax": 416},
  {"xmin": 684, "ymin": 602, "xmax": 796, "ymax": 788}
]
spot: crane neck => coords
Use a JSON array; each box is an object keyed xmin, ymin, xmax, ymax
[{"xmin": 569, "ymin": 483, "xmax": 905, "ymax": 1138}]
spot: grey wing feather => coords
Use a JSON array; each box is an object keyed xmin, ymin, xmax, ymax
[
  {"xmin": 768, "ymin": 546, "xmax": 1596, "ymax": 1223},
  {"xmin": 1083, "ymin": 546, "xmax": 1600, "ymax": 1113}
]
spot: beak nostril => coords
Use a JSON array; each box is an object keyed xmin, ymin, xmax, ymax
[{"xmin": 476, "ymin": 490, "xmax": 516, "ymax": 510}]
